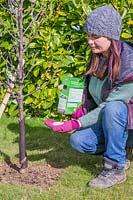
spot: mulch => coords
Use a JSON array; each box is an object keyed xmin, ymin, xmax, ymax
[{"xmin": 0, "ymin": 162, "xmax": 64, "ymax": 189}]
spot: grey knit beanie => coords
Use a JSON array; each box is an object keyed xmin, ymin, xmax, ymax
[{"xmin": 84, "ymin": 6, "xmax": 122, "ymax": 40}]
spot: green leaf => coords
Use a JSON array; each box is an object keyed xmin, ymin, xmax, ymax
[
  {"xmin": 82, "ymin": 3, "xmax": 91, "ymax": 15},
  {"xmin": 127, "ymin": 20, "xmax": 133, "ymax": 25},
  {"xmin": 25, "ymin": 96, "xmax": 33, "ymax": 104},
  {"xmin": 0, "ymin": 61, "xmax": 6, "ymax": 68},
  {"xmin": 54, "ymin": 34, "xmax": 61, "ymax": 46},
  {"xmin": 56, "ymin": 11, "xmax": 66, "ymax": 16},
  {"xmin": 0, "ymin": 41, "xmax": 9, "ymax": 48},
  {"xmin": 28, "ymin": 84, "xmax": 35, "ymax": 93},
  {"xmin": 8, "ymin": 104, "xmax": 18, "ymax": 116},
  {"xmin": 35, "ymin": 59, "xmax": 44, "ymax": 66},
  {"xmin": 32, "ymin": 90, "xmax": 40, "ymax": 98},
  {"xmin": 121, "ymin": 32, "xmax": 132, "ymax": 38},
  {"xmin": 33, "ymin": 67, "xmax": 40, "ymax": 77},
  {"xmin": 28, "ymin": 42, "xmax": 38, "ymax": 48}
]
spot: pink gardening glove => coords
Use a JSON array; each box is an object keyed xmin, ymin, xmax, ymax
[
  {"xmin": 52, "ymin": 120, "xmax": 81, "ymax": 133},
  {"xmin": 71, "ymin": 105, "xmax": 84, "ymax": 119},
  {"xmin": 44, "ymin": 119, "xmax": 81, "ymax": 133},
  {"xmin": 44, "ymin": 119, "xmax": 57, "ymax": 129}
]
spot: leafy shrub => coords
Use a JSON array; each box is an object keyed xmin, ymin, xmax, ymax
[{"xmin": 0, "ymin": 0, "xmax": 133, "ymax": 119}]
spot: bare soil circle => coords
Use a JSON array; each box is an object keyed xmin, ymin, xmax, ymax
[{"xmin": 0, "ymin": 162, "xmax": 63, "ymax": 189}]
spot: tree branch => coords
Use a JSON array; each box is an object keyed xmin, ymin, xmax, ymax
[
  {"xmin": 24, "ymin": 52, "xmax": 38, "ymax": 79},
  {"xmin": 0, "ymin": 18, "xmax": 18, "ymax": 41},
  {"xmin": 23, "ymin": 71, "xmax": 57, "ymax": 98},
  {"xmin": 0, "ymin": 3, "xmax": 10, "ymax": 11},
  {"xmin": 23, "ymin": 86, "xmax": 42, "ymax": 98},
  {"xmin": 0, "ymin": 50, "xmax": 16, "ymax": 70},
  {"xmin": 23, "ymin": 10, "xmax": 42, "ymax": 35},
  {"xmin": 23, "ymin": 16, "xmax": 45, "ymax": 50},
  {"xmin": 23, "ymin": 1, "xmax": 37, "ymax": 18}
]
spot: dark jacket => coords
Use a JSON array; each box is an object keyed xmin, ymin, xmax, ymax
[{"xmin": 82, "ymin": 40, "xmax": 133, "ymax": 130}]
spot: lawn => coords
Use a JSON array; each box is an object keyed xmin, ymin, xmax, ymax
[{"xmin": 0, "ymin": 114, "xmax": 133, "ymax": 200}]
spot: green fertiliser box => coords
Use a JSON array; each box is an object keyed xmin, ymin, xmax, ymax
[{"xmin": 57, "ymin": 77, "xmax": 84, "ymax": 114}]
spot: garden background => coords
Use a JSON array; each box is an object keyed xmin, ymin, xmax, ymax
[
  {"xmin": 0, "ymin": 0, "xmax": 133, "ymax": 119},
  {"xmin": 0, "ymin": 0, "xmax": 133, "ymax": 200}
]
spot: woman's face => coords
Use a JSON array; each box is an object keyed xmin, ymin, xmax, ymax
[{"xmin": 87, "ymin": 34, "xmax": 111, "ymax": 56}]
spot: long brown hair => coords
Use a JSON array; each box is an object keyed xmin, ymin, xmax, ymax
[{"xmin": 85, "ymin": 40, "xmax": 121, "ymax": 81}]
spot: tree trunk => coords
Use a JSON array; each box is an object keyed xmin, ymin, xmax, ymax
[
  {"xmin": 17, "ymin": 0, "xmax": 28, "ymax": 171},
  {"xmin": 18, "ymin": 85, "xmax": 28, "ymax": 171}
]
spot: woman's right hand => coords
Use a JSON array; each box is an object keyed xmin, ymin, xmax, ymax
[{"xmin": 71, "ymin": 105, "xmax": 84, "ymax": 119}]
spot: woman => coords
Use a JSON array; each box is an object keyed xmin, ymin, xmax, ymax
[{"xmin": 45, "ymin": 6, "xmax": 133, "ymax": 188}]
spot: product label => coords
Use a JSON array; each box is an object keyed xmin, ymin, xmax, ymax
[
  {"xmin": 68, "ymin": 88, "xmax": 83, "ymax": 102},
  {"xmin": 57, "ymin": 77, "xmax": 84, "ymax": 114}
]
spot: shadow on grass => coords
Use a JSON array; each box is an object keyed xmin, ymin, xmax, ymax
[
  {"xmin": 5, "ymin": 122, "xmax": 106, "ymax": 174},
  {"xmin": 0, "ymin": 151, "xmax": 20, "ymax": 171}
]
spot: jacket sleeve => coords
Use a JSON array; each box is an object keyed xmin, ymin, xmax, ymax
[{"xmin": 78, "ymin": 82, "xmax": 133, "ymax": 128}]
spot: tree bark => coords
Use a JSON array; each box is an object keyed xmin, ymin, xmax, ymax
[
  {"xmin": 18, "ymin": 86, "xmax": 28, "ymax": 171},
  {"xmin": 18, "ymin": 0, "xmax": 28, "ymax": 171}
]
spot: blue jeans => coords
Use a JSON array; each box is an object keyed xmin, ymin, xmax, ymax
[{"xmin": 70, "ymin": 101, "xmax": 128, "ymax": 166}]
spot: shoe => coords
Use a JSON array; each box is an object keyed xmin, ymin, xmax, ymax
[
  {"xmin": 88, "ymin": 160, "xmax": 126, "ymax": 189},
  {"xmin": 125, "ymin": 159, "xmax": 130, "ymax": 170}
]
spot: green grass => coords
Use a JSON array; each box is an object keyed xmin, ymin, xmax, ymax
[{"xmin": 0, "ymin": 114, "xmax": 133, "ymax": 200}]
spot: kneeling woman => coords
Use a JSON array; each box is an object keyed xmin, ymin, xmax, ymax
[{"xmin": 45, "ymin": 5, "xmax": 133, "ymax": 189}]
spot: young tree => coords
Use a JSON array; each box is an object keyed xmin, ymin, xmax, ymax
[{"xmin": 0, "ymin": 0, "xmax": 45, "ymax": 172}]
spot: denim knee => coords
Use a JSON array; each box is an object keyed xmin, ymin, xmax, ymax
[
  {"xmin": 70, "ymin": 133, "xmax": 84, "ymax": 153},
  {"xmin": 70, "ymin": 131, "xmax": 98, "ymax": 154},
  {"xmin": 103, "ymin": 101, "xmax": 128, "ymax": 125}
]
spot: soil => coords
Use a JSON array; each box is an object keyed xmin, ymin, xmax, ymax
[{"xmin": 0, "ymin": 162, "xmax": 64, "ymax": 189}]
